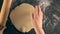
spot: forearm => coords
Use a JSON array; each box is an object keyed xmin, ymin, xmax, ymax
[
  {"xmin": 0, "ymin": 0, "xmax": 12, "ymax": 26},
  {"xmin": 0, "ymin": 0, "xmax": 8, "ymax": 25}
]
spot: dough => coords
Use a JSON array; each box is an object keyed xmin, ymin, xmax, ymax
[{"xmin": 10, "ymin": 3, "xmax": 35, "ymax": 32}]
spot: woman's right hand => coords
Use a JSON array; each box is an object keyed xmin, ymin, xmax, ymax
[
  {"xmin": 0, "ymin": 0, "xmax": 12, "ymax": 34},
  {"xmin": 0, "ymin": 26, "xmax": 6, "ymax": 34},
  {"xmin": 0, "ymin": 0, "xmax": 12, "ymax": 25}
]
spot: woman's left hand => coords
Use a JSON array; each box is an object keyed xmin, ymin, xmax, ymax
[{"xmin": 30, "ymin": 5, "xmax": 45, "ymax": 34}]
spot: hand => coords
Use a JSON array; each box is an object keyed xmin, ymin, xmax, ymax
[
  {"xmin": 30, "ymin": 5, "xmax": 45, "ymax": 34},
  {"xmin": 0, "ymin": 0, "xmax": 12, "ymax": 34},
  {"xmin": 0, "ymin": 26, "xmax": 6, "ymax": 34}
]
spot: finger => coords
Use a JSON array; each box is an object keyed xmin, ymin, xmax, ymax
[
  {"xmin": 35, "ymin": 6, "xmax": 38, "ymax": 16},
  {"xmin": 32, "ymin": 13, "xmax": 34, "ymax": 20},
  {"xmin": 0, "ymin": 26, "xmax": 6, "ymax": 32},
  {"xmin": 30, "ymin": 12, "xmax": 37, "ymax": 28},
  {"xmin": 38, "ymin": 5, "xmax": 43, "ymax": 20},
  {"xmin": 1, "ymin": 26, "xmax": 6, "ymax": 31},
  {"xmin": 30, "ymin": 12, "xmax": 34, "ymax": 21},
  {"xmin": 30, "ymin": 12, "xmax": 39, "ymax": 27},
  {"xmin": 38, "ymin": 5, "xmax": 43, "ymax": 16},
  {"xmin": 35, "ymin": 5, "xmax": 40, "ymax": 15},
  {"xmin": 34, "ymin": 6, "xmax": 39, "ymax": 20}
]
